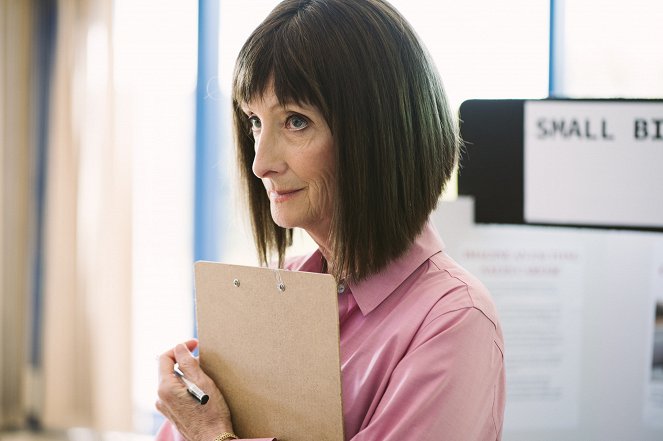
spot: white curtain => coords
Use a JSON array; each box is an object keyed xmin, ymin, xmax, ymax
[
  {"xmin": 0, "ymin": 0, "xmax": 34, "ymax": 428},
  {"xmin": 40, "ymin": 0, "xmax": 133, "ymax": 431}
]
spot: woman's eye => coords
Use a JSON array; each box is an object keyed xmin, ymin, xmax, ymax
[
  {"xmin": 286, "ymin": 115, "xmax": 308, "ymax": 130},
  {"xmin": 248, "ymin": 116, "xmax": 261, "ymax": 131}
]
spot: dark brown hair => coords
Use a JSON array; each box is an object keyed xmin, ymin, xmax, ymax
[{"xmin": 232, "ymin": 0, "xmax": 459, "ymax": 282}]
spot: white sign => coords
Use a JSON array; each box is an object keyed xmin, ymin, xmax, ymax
[{"xmin": 524, "ymin": 101, "xmax": 663, "ymax": 228}]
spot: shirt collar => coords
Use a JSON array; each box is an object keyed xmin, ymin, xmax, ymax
[
  {"xmin": 291, "ymin": 221, "xmax": 445, "ymax": 316},
  {"xmin": 348, "ymin": 221, "xmax": 445, "ymax": 315}
]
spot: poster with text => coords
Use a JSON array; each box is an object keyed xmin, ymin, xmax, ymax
[
  {"xmin": 458, "ymin": 241, "xmax": 584, "ymax": 429},
  {"xmin": 644, "ymin": 243, "xmax": 663, "ymax": 426}
]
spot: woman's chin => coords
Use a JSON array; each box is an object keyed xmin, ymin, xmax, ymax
[{"xmin": 270, "ymin": 214, "xmax": 298, "ymax": 230}]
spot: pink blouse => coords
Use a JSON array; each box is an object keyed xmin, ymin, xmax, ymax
[{"xmin": 157, "ymin": 221, "xmax": 505, "ymax": 440}]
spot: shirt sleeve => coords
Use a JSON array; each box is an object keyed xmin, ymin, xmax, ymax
[
  {"xmin": 349, "ymin": 306, "xmax": 505, "ymax": 441},
  {"xmin": 154, "ymin": 420, "xmax": 275, "ymax": 441}
]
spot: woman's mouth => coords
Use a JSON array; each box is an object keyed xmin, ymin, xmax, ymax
[{"xmin": 269, "ymin": 188, "xmax": 303, "ymax": 203}]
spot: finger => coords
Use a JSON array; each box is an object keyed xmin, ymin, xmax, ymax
[
  {"xmin": 158, "ymin": 339, "xmax": 198, "ymax": 380},
  {"xmin": 184, "ymin": 338, "xmax": 198, "ymax": 352},
  {"xmin": 158, "ymin": 345, "xmax": 192, "ymax": 404},
  {"xmin": 157, "ymin": 361, "xmax": 185, "ymax": 408},
  {"xmin": 158, "ymin": 347, "xmax": 179, "ymax": 383},
  {"xmin": 174, "ymin": 343, "xmax": 202, "ymax": 380}
]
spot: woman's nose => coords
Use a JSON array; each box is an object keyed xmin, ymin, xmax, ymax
[{"xmin": 251, "ymin": 128, "xmax": 287, "ymax": 178}]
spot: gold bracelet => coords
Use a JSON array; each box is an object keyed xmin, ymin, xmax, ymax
[{"xmin": 214, "ymin": 433, "xmax": 238, "ymax": 441}]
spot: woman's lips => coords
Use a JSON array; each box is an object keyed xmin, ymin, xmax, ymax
[{"xmin": 269, "ymin": 188, "xmax": 303, "ymax": 203}]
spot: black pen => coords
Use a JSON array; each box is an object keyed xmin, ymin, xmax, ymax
[{"xmin": 174, "ymin": 363, "xmax": 209, "ymax": 405}]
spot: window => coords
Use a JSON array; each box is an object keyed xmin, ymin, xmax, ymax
[
  {"xmin": 113, "ymin": 1, "xmax": 197, "ymax": 433},
  {"xmin": 556, "ymin": 0, "xmax": 663, "ymax": 97}
]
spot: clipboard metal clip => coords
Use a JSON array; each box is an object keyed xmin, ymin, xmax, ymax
[{"xmin": 230, "ymin": 271, "xmax": 286, "ymax": 292}]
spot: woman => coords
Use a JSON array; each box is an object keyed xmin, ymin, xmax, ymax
[{"xmin": 156, "ymin": 1, "xmax": 505, "ymax": 440}]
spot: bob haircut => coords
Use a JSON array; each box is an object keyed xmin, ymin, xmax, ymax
[{"xmin": 232, "ymin": 0, "xmax": 459, "ymax": 282}]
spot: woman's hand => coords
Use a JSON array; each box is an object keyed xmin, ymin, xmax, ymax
[{"xmin": 157, "ymin": 339, "xmax": 234, "ymax": 440}]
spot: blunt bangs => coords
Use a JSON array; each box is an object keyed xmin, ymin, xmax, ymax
[{"xmin": 232, "ymin": 8, "xmax": 327, "ymax": 117}]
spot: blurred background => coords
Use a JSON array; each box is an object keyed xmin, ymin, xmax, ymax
[{"xmin": 1, "ymin": 0, "xmax": 662, "ymax": 439}]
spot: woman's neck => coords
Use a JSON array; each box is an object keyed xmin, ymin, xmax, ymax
[{"xmin": 305, "ymin": 228, "xmax": 333, "ymax": 270}]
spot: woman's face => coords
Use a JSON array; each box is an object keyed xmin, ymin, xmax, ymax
[{"xmin": 244, "ymin": 84, "xmax": 336, "ymax": 246}]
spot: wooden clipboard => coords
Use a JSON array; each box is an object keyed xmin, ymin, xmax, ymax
[{"xmin": 194, "ymin": 261, "xmax": 344, "ymax": 441}]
